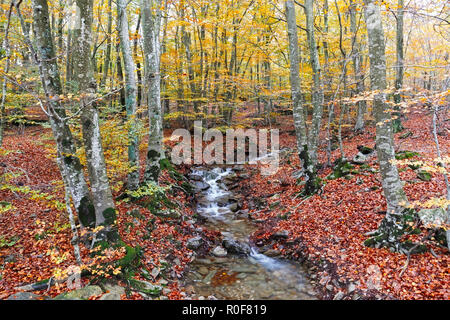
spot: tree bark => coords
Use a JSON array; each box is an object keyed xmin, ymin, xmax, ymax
[
  {"xmin": 141, "ymin": 0, "xmax": 163, "ymax": 183},
  {"xmin": 30, "ymin": 0, "xmax": 96, "ymax": 229},
  {"xmin": 364, "ymin": 0, "xmax": 410, "ymax": 250},
  {"xmin": 117, "ymin": 0, "xmax": 140, "ymax": 191},
  {"xmin": 72, "ymin": 0, "xmax": 118, "ymax": 242}
]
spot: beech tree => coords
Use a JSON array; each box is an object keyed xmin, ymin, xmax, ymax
[
  {"xmin": 363, "ymin": 0, "xmax": 410, "ymax": 251},
  {"xmin": 117, "ymin": 0, "xmax": 140, "ymax": 191},
  {"xmin": 141, "ymin": 0, "xmax": 164, "ymax": 183}
]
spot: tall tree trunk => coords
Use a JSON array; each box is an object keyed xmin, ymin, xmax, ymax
[
  {"xmin": 30, "ymin": 0, "xmax": 96, "ymax": 229},
  {"xmin": 101, "ymin": 0, "xmax": 113, "ymax": 88},
  {"xmin": 0, "ymin": 1, "xmax": 13, "ymax": 148},
  {"xmin": 141, "ymin": 0, "xmax": 163, "ymax": 183},
  {"xmin": 392, "ymin": 0, "xmax": 405, "ymax": 133},
  {"xmin": 117, "ymin": 0, "xmax": 140, "ymax": 191},
  {"xmin": 351, "ymin": 0, "xmax": 367, "ymax": 132},
  {"xmin": 285, "ymin": 0, "xmax": 319, "ymax": 195},
  {"xmin": 305, "ymin": 0, "xmax": 324, "ymax": 167},
  {"xmin": 72, "ymin": 0, "xmax": 118, "ymax": 242},
  {"xmin": 364, "ymin": 0, "xmax": 410, "ymax": 251}
]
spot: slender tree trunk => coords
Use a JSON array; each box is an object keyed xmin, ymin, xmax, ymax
[
  {"xmin": 364, "ymin": 0, "xmax": 410, "ymax": 251},
  {"xmin": 72, "ymin": 0, "xmax": 118, "ymax": 242},
  {"xmin": 30, "ymin": 0, "xmax": 96, "ymax": 229},
  {"xmin": 393, "ymin": 0, "xmax": 405, "ymax": 133},
  {"xmin": 286, "ymin": 0, "xmax": 319, "ymax": 195},
  {"xmin": 141, "ymin": 0, "xmax": 163, "ymax": 183},
  {"xmin": 117, "ymin": 0, "xmax": 140, "ymax": 190},
  {"xmin": 351, "ymin": 0, "xmax": 367, "ymax": 132},
  {"xmin": 0, "ymin": 1, "xmax": 13, "ymax": 148},
  {"xmin": 305, "ymin": 0, "xmax": 324, "ymax": 167},
  {"xmin": 101, "ymin": 0, "xmax": 113, "ymax": 88}
]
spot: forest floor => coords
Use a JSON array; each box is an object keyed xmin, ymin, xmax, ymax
[
  {"xmin": 239, "ymin": 107, "xmax": 449, "ymax": 300},
  {"xmin": 0, "ymin": 107, "xmax": 448, "ymax": 300}
]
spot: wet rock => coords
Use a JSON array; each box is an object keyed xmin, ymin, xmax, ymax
[
  {"xmin": 348, "ymin": 283, "xmax": 356, "ymax": 293},
  {"xmin": 188, "ymin": 174, "xmax": 203, "ymax": 181},
  {"xmin": 7, "ymin": 292, "xmax": 48, "ymax": 300},
  {"xmin": 198, "ymin": 266, "xmax": 209, "ymax": 275},
  {"xmin": 222, "ymin": 238, "xmax": 250, "ymax": 255},
  {"xmin": 333, "ymin": 291, "xmax": 345, "ymax": 300},
  {"xmin": 211, "ymin": 246, "xmax": 228, "ymax": 257},
  {"xmin": 187, "ymin": 236, "xmax": 204, "ymax": 250},
  {"xmin": 263, "ymin": 249, "xmax": 281, "ymax": 257},
  {"xmin": 203, "ymin": 270, "xmax": 217, "ymax": 284},
  {"xmin": 228, "ymin": 202, "xmax": 239, "ymax": 212},
  {"xmin": 193, "ymin": 181, "xmax": 210, "ymax": 191}
]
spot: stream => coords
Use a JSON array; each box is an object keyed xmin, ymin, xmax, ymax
[{"xmin": 183, "ymin": 167, "xmax": 316, "ymax": 300}]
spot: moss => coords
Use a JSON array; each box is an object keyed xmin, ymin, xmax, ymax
[
  {"xmin": 102, "ymin": 207, "xmax": 117, "ymax": 226},
  {"xmin": 78, "ymin": 196, "xmax": 96, "ymax": 228},
  {"xmin": 417, "ymin": 170, "xmax": 432, "ymax": 181},
  {"xmin": 395, "ymin": 151, "xmax": 420, "ymax": 160}
]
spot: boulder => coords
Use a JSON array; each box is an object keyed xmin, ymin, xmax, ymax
[
  {"xmin": 211, "ymin": 246, "xmax": 228, "ymax": 257},
  {"xmin": 352, "ymin": 152, "xmax": 369, "ymax": 165},
  {"xmin": 54, "ymin": 285, "xmax": 103, "ymax": 300},
  {"xmin": 193, "ymin": 181, "xmax": 210, "ymax": 191},
  {"xmin": 222, "ymin": 238, "xmax": 250, "ymax": 255},
  {"xmin": 188, "ymin": 173, "xmax": 203, "ymax": 181},
  {"xmin": 7, "ymin": 292, "xmax": 48, "ymax": 300},
  {"xmin": 418, "ymin": 208, "xmax": 447, "ymax": 228},
  {"xmin": 228, "ymin": 202, "xmax": 239, "ymax": 212},
  {"xmin": 187, "ymin": 236, "xmax": 204, "ymax": 250}
]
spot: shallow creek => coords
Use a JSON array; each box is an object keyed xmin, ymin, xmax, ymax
[{"xmin": 183, "ymin": 167, "xmax": 316, "ymax": 300}]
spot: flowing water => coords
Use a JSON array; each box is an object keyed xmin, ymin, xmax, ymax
[{"xmin": 183, "ymin": 167, "xmax": 316, "ymax": 300}]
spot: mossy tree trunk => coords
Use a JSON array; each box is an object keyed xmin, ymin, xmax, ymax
[
  {"xmin": 30, "ymin": 0, "xmax": 96, "ymax": 228},
  {"xmin": 364, "ymin": 0, "xmax": 410, "ymax": 251},
  {"xmin": 141, "ymin": 0, "xmax": 164, "ymax": 183},
  {"xmin": 72, "ymin": 0, "xmax": 118, "ymax": 242},
  {"xmin": 117, "ymin": 0, "xmax": 140, "ymax": 191},
  {"xmin": 285, "ymin": 0, "xmax": 320, "ymax": 195}
]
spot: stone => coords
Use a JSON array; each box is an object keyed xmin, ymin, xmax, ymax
[
  {"xmin": 211, "ymin": 246, "xmax": 228, "ymax": 257},
  {"xmin": 272, "ymin": 230, "xmax": 289, "ymax": 239},
  {"xmin": 222, "ymin": 238, "xmax": 250, "ymax": 255},
  {"xmin": 352, "ymin": 152, "xmax": 369, "ymax": 165},
  {"xmin": 7, "ymin": 292, "xmax": 47, "ymax": 300},
  {"xmin": 104, "ymin": 283, "xmax": 125, "ymax": 296},
  {"xmin": 348, "ymin": 283, "xmax": 356, "ymax": 293},
  {"xmin": 263, "ymin": 249, "xmax": 281, "ymax": 257},
  {"xmin": 193, "ymin": 181, "xmax": 210, "ymax": 191},
  {"xmin": 203, "ymin": 270, "xmax": 217, "ymax": 284},
  {"xmin": 333, "ymin": 291, "xmax": 345, "ymax": 300},
  {"xmin": 198, "ymin": 266, "xmax": 209, "ymax": 275},
  {"xmin": 54, "ymin": 285, "xmax": 103, "ymax": 300},
  {"xmin": 187, "ymin": 236, "xmax": 204, "ymax": 250},
  {"xmin": 417, "ymin": 208, "xmax": 446, "ymax": 228},
  {"xmin": 99, "ymin": 292, "xmax": 122, "ymax": 300},
  {"xmin": 228, "ymin": 202, "xmax": 239, "ymax": 212},
  {"xmin": 188, "ymin": 174, "xmax": 203, "ymax": 181}
]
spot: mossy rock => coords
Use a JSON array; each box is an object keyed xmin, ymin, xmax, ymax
[
  {"xmin": 54, "ymin": 285, "xmax": 103, "ymax": 300},
  {"xmin": 357, "ymin": 145, "xmax": 374, "ymax": 155},
  {"xmin": 417, "ymin": 170, "xmax": 432, "ymax": 181},
  {"xmin": 400, "ymin": 131, "xmax": 413, "ymax": 139},
  {"xmin": 395, "ymin": 151, "xmax": 420, "ymax": 160}
]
